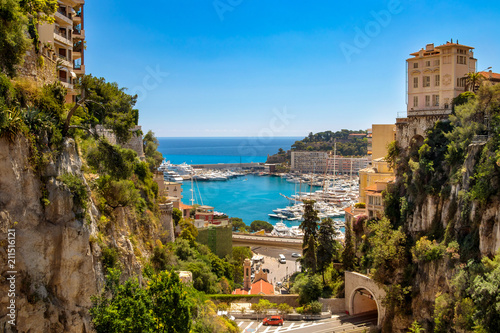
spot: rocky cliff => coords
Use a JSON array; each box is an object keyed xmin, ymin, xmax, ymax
[
  {"xmin": 0, "ymin": 134, "xmax": 158, "ymax": 332},
  {"xmin": 0, "ymin": 136, "xmax": 102, "ymax": 332}
]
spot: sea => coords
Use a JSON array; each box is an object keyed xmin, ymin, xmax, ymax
[{"xmin": 156, "ymin": 137, "xmax": 345, "ymax": 229}]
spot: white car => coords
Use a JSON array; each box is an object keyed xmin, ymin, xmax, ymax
[{"xmin": 291, "ymin": 253, "xmax": 301, "ymax": 258}]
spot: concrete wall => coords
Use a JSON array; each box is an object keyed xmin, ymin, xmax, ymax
[
  {"xmin": 318, "ymin": 298, "xmax": 346, "ymax": 313},
  {"xmin": 95, "ymin": 125, "xmax": 145, "ymax": 158},
  {"xmin": 345, "ymin": 271, "xmax": 386, "ymax": 327}
]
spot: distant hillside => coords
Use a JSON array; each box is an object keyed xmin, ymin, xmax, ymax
[{"xmin": 266, "ymin": 129, "xmax": 368, "ymax": 163}]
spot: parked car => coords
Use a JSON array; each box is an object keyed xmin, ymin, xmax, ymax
[
  {"xmin": 291, "ymin": 253, "xmax": 301, "ymax": 258},
  {"xmin": 263, "ymin": 315, "xmax": 283, "ymax": 326}
]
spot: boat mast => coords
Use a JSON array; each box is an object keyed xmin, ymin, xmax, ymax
[
  {"xmin": 350, "ymin": 157, "xmax": 353, "ymax": 193},
  {"xmin": 190, "ymin": 177, "xmax": 195, "ymax": 206},
  {"xmin": 333, "ymin": 140, "xmax": 337, "ymax": 196}
]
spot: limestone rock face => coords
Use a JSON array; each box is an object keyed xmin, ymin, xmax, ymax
[
  {"xmin": 407, "ymin": 142, "xmax": 500, "ymax": 257},
  {"xmin": 0, "ymin": 137, "xmax": 101, "ymax": 333}
]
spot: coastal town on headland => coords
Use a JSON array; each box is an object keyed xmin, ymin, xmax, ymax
[{"xmin": 1, "ymin": 1, "xmax": 500, "ymax": 332}]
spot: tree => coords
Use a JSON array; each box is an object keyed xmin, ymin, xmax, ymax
[
  {"xmin": 464, "ymin": 72, "xmax": 484, "ymax": 92},
  {"xmin": 96, "ymin": 176, "xmax": 140, "ymax": 209},
  {"xmin": 342, "ymin": 220, "xmax": 356, "ymax": 271},
  {"xmin": 172, "ymin": 208, "xmax": 182, "ymax": 226},
  {"xmin": 300, "ymin": 200, "xmax": 319, "ymax": 272},
  {"xmin": 65, "ymin": 75, "xmax": 138, "ymax": 141},
  {"xmin": 316, "ymin": 218, "xmax": 339, "ymax": 283},
  {"xmin": 365, "ymin": 218, "xmax": 406, "ymax": 284},
  {"xmin": 143, "ymin": 130, "xmax": 163, "ymax": 171},
  {"xmin": 230, "ymin": 217, "xmax": 248, "ymax": 232},
  {"xmin": 471, "ymin": 253, "xmax": 500, "ymax": 331},
  {"xmin": 148, "ymin": 271, "xmax": 192, "ymax": 333},
  {"xmin": 90, "ymin": 269, "xmax": 155, "ymax": 332},
  {"xmin": 249, "ymin": 220, "xmax": 273, "ymax": 233},
  {"xmin": 86, "ymin": 140, "xmax": 138, "ymax": 180},
  {"xmin": 0, "ymin": 0, "xmax": 30, "ymax": 77},
  {"xmin": 90, "ymin": 269, "xmax": 193, "ymax": 333},
  {"xmin": 291, "ymin": 274, "xmax": 323, "ymax": 305},
  {"xmin": 303, "ymin": 234, "xmax": 317, "ymax": 273},
  {"xmin": 179, "ymin": 220, "xmax": 198, "ymax": 245}
]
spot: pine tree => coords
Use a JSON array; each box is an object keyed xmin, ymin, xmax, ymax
[
  {"xmin": 342, "ymin": 219, "xmax": 356, "ymax": 271},
  {"xmin": 300, "ymin": 200, "xmax": 319, "ymax": 272},
  {"xmin": 317, "ymin": 218, "xmax": 339, "ymax": 283}
]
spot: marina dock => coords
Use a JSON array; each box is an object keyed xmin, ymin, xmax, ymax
[{"xmin": 192, "ymin": 162, "xmax": 265, "ymax": 170}]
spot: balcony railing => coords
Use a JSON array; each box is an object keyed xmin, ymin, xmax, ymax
[
  {"xmin": 472, "ymin": 135, "xmax": 488, "ymax": 143},
  {"xmin": 407, "ymin": 108, "xmax": 452, "ymax": 117}
]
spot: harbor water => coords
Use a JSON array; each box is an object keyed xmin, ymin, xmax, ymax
[{"xmin": 181, "ymin": 174, "xmax": 345, "ymax": 230}]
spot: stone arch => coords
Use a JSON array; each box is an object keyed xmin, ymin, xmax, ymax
[
  {"xmin": 345, "ymin": 272, "xmax": 386, "ymax": 327},
  {"xmin": 348, "ymin": 286, "xmax": 381, "ymax": 326},
  {"xmin": 410, "ymin": 134, "xmax": 424, "ymax": 149}
]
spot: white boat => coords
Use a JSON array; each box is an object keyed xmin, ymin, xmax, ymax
[{"xmin": 272, "ymin": 222, "xmax": 290, "ymax": 236}]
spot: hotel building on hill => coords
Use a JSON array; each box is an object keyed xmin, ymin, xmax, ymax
[
  {"xmin": 38, "ymin": 0, "xmax": 86, "ymax": 103},
  {"xmin": 406, "ymin": 42, "xmax": 477, "ymax": 117}
]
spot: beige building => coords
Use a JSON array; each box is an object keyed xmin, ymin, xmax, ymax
[
  {"xmin": 38, "ymin": 0, "xmax": 86, "ymax": 103},
  {"xmin": 365, "ymin": 180, "xmax": 394, "ymax": 219},
  {"xmin": 164, "ymin": 182, "xmax": 183, "ymax": 201},
  {"xmin": 370, "ymin": 125, "xmax": 396, "ymax": 160},
  {"xmin": 291, "ymin": 151, "xmax": 369, "ymax": 174},
  {"xmin": 358, "ymin": 158, "xmax": 394, "ymax": 204},
  {"xmin": 407, "ymin": 42, "xmax": 477, "ymax": 116}
]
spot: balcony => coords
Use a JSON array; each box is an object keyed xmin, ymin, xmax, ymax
[
  {"xmin": 73, "ymin": 29, "xmax": 85, "ymax": 40},
  {"xmin": 407, "ymin": 108, "xmax": 452, "ymax": 117},
  {"xmin": 54, "ymin": 31, "xmax": 72, "ymax": 46},
  {"xmin": 57, "ymin": 54, "xmax": 73, "ymax": 68},
  {"xmin": 73, "ymin": 64, "xmax": 85, "ymax": 75},
  {"xmin": 55, "ymin": 10, "xmax": 73, "ymax": 25}
]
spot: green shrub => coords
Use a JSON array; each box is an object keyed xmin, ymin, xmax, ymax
[
  {"xmin": 303, "ymin": 301, "xmax": 322, "ymax": 314},
  {"xmin": 101, "ymin": 246, "xmax": 119, "ymax": 270},
  {"xmin": 59, "ymin": 173, "xmax": 88, "ymax": 211},
  {"xmin": 412, "ymin": 236, "xmax": 445, "ymax": 263}
]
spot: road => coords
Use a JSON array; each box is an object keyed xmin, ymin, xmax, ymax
[
  {"xmin": 250, "ymin": 245, "xmax": 302, "ymax": 289},
  {"xmin": 233, "ymin": 234, "xmax": 303, "ymax": 250},
  {"xmin": 236, "ymin": 312, "xmax": 377, "ymax": 333}
]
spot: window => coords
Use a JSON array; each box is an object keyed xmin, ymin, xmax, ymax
[
  {"xmin": 425, "ymin": 60, "xmax": 431, "ymax": 67},
  {"xmin": 425, "ymin": 95, "xmax": 431, "ymax": 107},
  {"xmin": 413, "ymin": 96, "xmax": 418, "ymax": 107},
  {"xmin": 457, "ymin": 55, "xmax": 466, "ymax": 64},
  {"xmin": 457, "ymin": 77, "xmax": 466, "ymax": 87},
  {"xmin": 457, "ymin": 49, "xmax": 466, "ymax": 54},
  {"xmin": 435, "ymin": 75, "xmax": 440, "ymax": 86},
  {"xmin": 434, "ymin": 59, "xmax": 440, "ymax": 66},
  {"xmin": 413, "ymin": 62, "xmax": 419, "ymax": 69},
  {"xmin": 433, "ymin": 95, "xmax": 439, "ymax": 106},
  {"xmin": 413, "ymin": 77, "xmax": 418, "ymax": 88},
  {"xmin": 423, "ymin": 76, "xmax": 431, "ymax": 87}
]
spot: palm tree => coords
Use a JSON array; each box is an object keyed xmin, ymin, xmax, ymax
[{"xmin": 464, "ymin": 72, "xmax": 484, "ymax": 92}]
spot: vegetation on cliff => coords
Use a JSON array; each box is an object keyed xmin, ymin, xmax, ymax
[
  {"xmin": 344, "ymin": 83, "xmax": 500, "ymax": 332},
  {"xmin": 266, "ymin": 129, "xmax": 368, "ymax": 164}
]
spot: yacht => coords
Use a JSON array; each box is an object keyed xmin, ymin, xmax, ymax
[{"xmin": 271, "ymin": 222, "xmax": 290, "ymax": 237}]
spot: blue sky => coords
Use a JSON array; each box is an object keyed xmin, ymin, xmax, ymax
[{"xmin": 85, "ymin": 0, "xmax": 500, "ymax": 137}]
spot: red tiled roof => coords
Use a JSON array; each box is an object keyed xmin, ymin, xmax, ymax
[
  {"xmin": 179, "ymin": 203, "xmax": 192, "ymax": 210},
  {"xmin": 249, "ymin": 280, "xmax": 274, "ymax": 295},
  {"xmin": 232, "ymin": 288, "xmax": 249, "ymax": 295},
  {"xmin": 344, "ymin": 206, "xmax": 352, "ymax": 214},
  {"xmin": 479, "ymin": 71, "xmax": 500, "ymax": 81}
]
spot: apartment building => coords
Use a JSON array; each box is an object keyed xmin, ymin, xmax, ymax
[
  {"xmin": 291, "ymin": 151, "xmax": 369, "ymax": 174},
  {"xmin": 407, "ymin": 42, "xmax": 477, "ymax": 116},
  {"xmin": 38, "ymin": 0, "xmax": 86, "ymax": 103}
]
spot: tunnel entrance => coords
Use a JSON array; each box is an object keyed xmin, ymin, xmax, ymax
[{"xmin": 351, "ymin": 288, "xmax": 378, "ymax": 317}]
